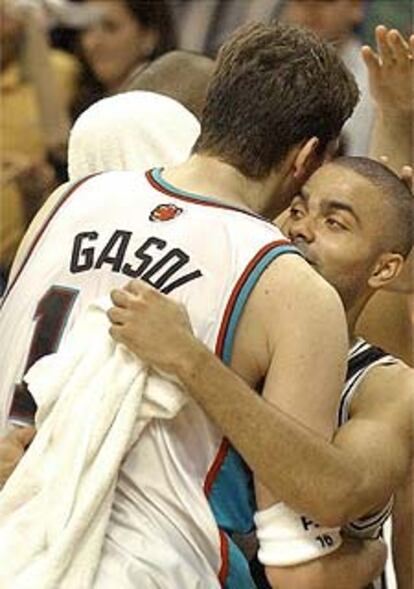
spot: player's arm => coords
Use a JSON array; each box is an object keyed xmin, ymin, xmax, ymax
[
  {"xmin": 364, "ymin": 26, "xmax": 414, "ymax": 294},
  {"xmin": 365, "ymin": 26, "xmax": 413, "ymax": 174},
  {"xmin": 109, "ymin": 258, "xmax": 373, "ymax": 525},
  {"xmin": 328, "ymin": 364, "xmax": 413, "ymax": 518},
  {"xmin": 392, "ymin": 458, "xmax": 414, "ymax": 589},
  {"xmin": 258, "ymin": 365, "xmax": 412, "ymax": 587},
  {"xmin": 251, "ymin": 255, "xmax": 349, "ymax": 514},
  {"xmin": 265, "ymin": 537, "xmax": 387, "ymax": 589}
]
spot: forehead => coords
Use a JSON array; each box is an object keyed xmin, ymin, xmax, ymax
[
  {"xmin": 88, "ymin": 0, "xmax": 130, "ymax": 20},
  {"xmin": 303, "ymin": 163, "xmax": 384, "ymax": 216}
]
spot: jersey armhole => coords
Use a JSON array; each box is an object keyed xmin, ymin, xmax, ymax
[{"xmin": 2, "ymin": 174, "xmax": 101, "ymax": 306}]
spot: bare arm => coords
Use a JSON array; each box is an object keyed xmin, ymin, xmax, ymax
[
  {"xmin": 365, "ymin": 26, "xmax": 413, "ymax": 172},
  {"xmin": 329, "ymin": 365, "xmax": 413, "ymax": 517},
  {"xmin": 364, "ymin": 26, "xmax": 414, "ymax": 293},
  {"xmin": 258, "ymin": 363, "xmax": 413, "ymax": 587},
  {"xmin": 265, "ymin": 537, "xmax": 387, "ymax": 589},
  {"xmin": 249, "ymin": 256, "xmax": 348, "ymax": 509},
  {"xmin": 259, "ymin": 364, "xmax": 413, "ymax": 589},
  {"xmin": 259, "ymin": 364, "xmax": 412, "ymax": 586},
  {"xmin": 392, "ymin": 459, "xmax": 414, "ymax": 589},
  {"xmin": 109, "ymin": 276, "xmax": 413, "ymax": 526},
  {"xmin": 109, "ymin": 260, "xmax": 372, "ymax": 526}
]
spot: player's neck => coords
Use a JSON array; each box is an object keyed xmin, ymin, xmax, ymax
[
  {"xmin": 162, "ymin": 155, "xmax": 289, "ymax": 218},
  {"xmin": 345, "ymin": 292, "xmax": 374, "ymax": 344}
]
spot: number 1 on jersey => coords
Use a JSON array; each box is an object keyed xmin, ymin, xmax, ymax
[{"xmin": 9, "ymin": 286, "xmax": 78, "ymax": 426}]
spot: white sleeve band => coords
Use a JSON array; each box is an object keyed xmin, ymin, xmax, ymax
[{"xmin": 254, "ymin": 502, "xmax": 342, "ymax": 567}]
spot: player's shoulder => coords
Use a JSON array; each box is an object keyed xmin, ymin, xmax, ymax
[
  {"xmin": 77, "ymin": 169, "xmax": 149, "ymax": 190},
  {"xmin": 243, "ymin": 250, "xmax": 346, "ymax": 345},
  {"xmin": 353, "ymin": 358, "xmax": 414, "ymax": 421},
  {"xmin": 363, "ymin": 359, "xmax": 414, "ymax": 392},
  {"xmin": 258, "ymin": 251, "xmax": 342, "ymax": 306}
]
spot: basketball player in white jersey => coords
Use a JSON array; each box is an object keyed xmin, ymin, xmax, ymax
[
  {"xmin": 108, "ymin": 156, "xmax": 414, "ymax": 589},
  {"xmin": 107, "ymin": 33, "xmax": 413, "ymax": 589},
  {"xmin": 0, "ymin": 22, "xmax": 360, "ymax": 587},
  {"xmin": 0, "ymin": 50, "xmax": 213, "ymax": 486}
]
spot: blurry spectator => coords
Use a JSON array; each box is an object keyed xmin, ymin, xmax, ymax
[
  {"xmin": 49, "ymin": 0, "xmax": 90, "ymax": 53},
  {"xmin": 173, "ymin": 0, "xmax": 284, "ymax": 56},
  {"xmin": 0, "ymin": 0, "xmax": 79, "ymax": 284},
  {"xmin": 280, "ymin": 0, "xmax": 374, "ymax": 155},
  {"xmin": 71, "ymin": 0, "xmax": 176, "ymax": 118}
]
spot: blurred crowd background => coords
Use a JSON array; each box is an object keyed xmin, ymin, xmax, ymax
[{"xmin": 0, "ymin": 0, "xmax": 412, "ymax": 285}]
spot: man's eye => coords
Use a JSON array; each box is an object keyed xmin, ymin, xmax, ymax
[
  {"xmin": 290, "ymin": 207, "xmax": 304, "ymax": 219},
  {"xmin": 326, "ymin": 217, "xmax": 346, "ymax": 230}
]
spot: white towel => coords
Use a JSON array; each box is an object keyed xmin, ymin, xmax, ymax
[
  {"xmin": 68, "ymin": 91, "xmax": 200, "ymax": 180},
  {"xmin": 0, "ymin": 297, "xmax": 186, "ymax": 589}
]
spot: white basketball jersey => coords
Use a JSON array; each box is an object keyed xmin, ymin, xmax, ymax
[{"xmin": 0, "ymin": 168, "xmax": 299, "ymax": 588}]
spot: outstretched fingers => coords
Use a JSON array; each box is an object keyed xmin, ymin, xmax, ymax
[
  {"xmin": 387, "ymin": 28, "xmax": 412, "ymax": 68},
  {"xmin": 375, "ymin": 25, "xmax": 394, "ymax": 66},
  {"xmin": 361, "ymin": 44, "xmax": 380, "ymax": 74}
]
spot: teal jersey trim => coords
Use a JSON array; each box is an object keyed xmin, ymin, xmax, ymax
[{"xmin": 221, "ymin": 245, "xmax": 300, "ymax": 365}]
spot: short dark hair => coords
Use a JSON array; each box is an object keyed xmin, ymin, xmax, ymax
[
  {"xmin": 335, "ymin": 156, "xmax": 414, "ymax": 258},
  {"xmin": 194, "ymin": 22, "xmax": 359, "ymax": 178},
  {"xmin": 124, "ymin": 0, "xmax": 177, "ymax": 59},
  {"xmin": 71, "ymin": 0, "xmax": 177, "ymax": 120},
  {"xmin": 125, "ymin": 51, "xmax": 214, "ymax": 118}
]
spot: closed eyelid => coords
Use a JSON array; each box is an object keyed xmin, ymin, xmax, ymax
[{"xmin": 322, "ymin": 201, "xmax": 361, "ymax": 227}]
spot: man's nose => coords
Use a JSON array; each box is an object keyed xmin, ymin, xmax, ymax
[
  {"xmin": 83, "ymin": 27, "xmax": 101, "ymax": 52},
  {"xmin": 288, "ymin": 216, "xmax": 315, "ymax": 243}
]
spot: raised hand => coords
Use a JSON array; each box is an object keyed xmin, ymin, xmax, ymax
[{"xmin": 362, "ymin": 25, "xmax": 413, "ymax": 116}]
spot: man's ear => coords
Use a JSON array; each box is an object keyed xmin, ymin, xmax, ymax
[
  {"xmin": 368, "ymin": 253, "xmax": 405, "ymax": 290},
  {"xmin": 292, "ymin": 137, "xmax": 321, "ymax": 183}
]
